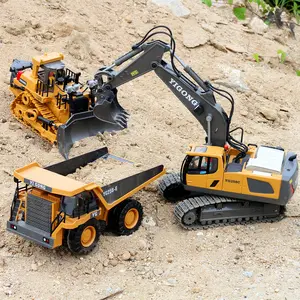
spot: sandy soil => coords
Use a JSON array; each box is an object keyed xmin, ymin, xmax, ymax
[{"xmin": 0, "ymin": 0, "xmax": 299, "ymax": 299}]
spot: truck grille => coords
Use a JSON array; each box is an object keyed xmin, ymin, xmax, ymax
[{"xmin": 26, "ymin": 194, "xmax": 52, "ymax": 232}]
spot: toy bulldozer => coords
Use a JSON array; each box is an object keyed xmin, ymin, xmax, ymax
[
  {"xmin": 9, "ymin": 53, "xmax": 128, "ymax": 158},
  {"xmin": 7, "ymin": 147, "xmax": 165, "ymax": 254}
]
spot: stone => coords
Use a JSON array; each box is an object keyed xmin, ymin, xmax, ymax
[
  {"xmin": 110, "ymin": 259, "xmax": 118, "ymax": 267},
  {"xmin": 249, "ymin": 17, "xmax": 268, "ymax": 35},
  {"xmin": 1, "ymin": 118, "xmax": 7, "ymax": 123},
  {"xmin": 135, "ymin": 163, "xmax": 142, "ymax": 167},
  {"xmin": 259, "ymin": 107, "xmax": 277, "ymax": 121},
  {"xmin": 122, "ymin": 251, "xmax": 131, "ymax": 261},
  {"xmin": 153, "ymin": 268, "xmax": 164, "ymax": 276},
  {"xmin": 151, "ymin": 0, "xmax": 190, "ymax": 18},
  {"xmin": 225, "ymin": 44, "xmax": 246, "ymax": 53},
  {"xmin": 103, "ymin": 259, "xmax": 109, "ymax": 267},
  {"xmin": 108, "ymin": 252, "xmax": 114, "ymax": 260},
  {"xmin": 142, "ymin": 216, "xmax": 156, "ymax": 227},
  {"xmin": 215, "ymin": 65, "xmax": 249, "ymax": 92},
  {"xmin": 8, "ymin": 123, "xmax": 21, "ymax": 131},
  {"xmin": 165, "ymin": 278, "xmax": 177, "ymax": 286},
  {"xmin": 201, "ymin": 23, "xmax": 216, "ymax": 34},
  {"xmin": 138, "ymin": 239, "xmax": 148, "ymax": 250},
  {"xmin": 31, "ymin": 263, "xmax": 38, "ymax": 271},
  {"xmin": 191, "ymin": 287, "xmax": 201, "ymax": 294},
  {"xmin": 238, "ymin": 245, "xmax": 245, "ymax": 252},
  {"xmin": 167, "ymin": 255, "xmax": 174, "ymax": 263},
  {"xmin": 243, "ymin": 271, "xmax": 253, "ymax": 278},
  {"xmin": 183, "ymin": 21, "xmax": 209, "ymax": 48},
  {"xmin": 165, "ymin": 120, "xmax": 172, "ymax": 125}
]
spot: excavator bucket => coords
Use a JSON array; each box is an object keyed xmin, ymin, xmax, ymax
[
  {"xmin": 93, "ymin": 89, "xmax": 129, "ymax": 128},
  {"xmin": 57, "ymin": 110, "xmax": 126, "ymax": 159},
  {"xmin": 57, "ymin": 88, "xmax": 129, "ymax": 159}
]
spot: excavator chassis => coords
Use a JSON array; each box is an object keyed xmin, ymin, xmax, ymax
[
  {"xmin": 159, "ymin": 173, "xmax": 286, "ymax": 230},
  {"xmin": 175, "ymin": 196, "xmax": 283, "ymax": 230}
]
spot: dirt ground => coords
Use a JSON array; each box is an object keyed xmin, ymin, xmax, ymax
[{"xmin": 0, "ymin": 0, "xmax": 299, "ymax": 299}]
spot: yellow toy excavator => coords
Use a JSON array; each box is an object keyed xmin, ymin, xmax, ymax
[{"xmin": 74, "ymin": 25, "xmax": 297, "ymax": 229}]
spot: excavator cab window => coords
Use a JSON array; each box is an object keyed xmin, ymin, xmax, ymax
[{"xmin": 185, "ymin": 156, "xmax": 218, "ymax": 175}]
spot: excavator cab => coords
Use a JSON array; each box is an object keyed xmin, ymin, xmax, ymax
[{"xmin": 181, "ymin": 146, "xmax": 224, "ymax": 191}]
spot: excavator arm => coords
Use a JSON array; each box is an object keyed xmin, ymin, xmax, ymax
[
  {"xmin": 57, "ymin": 26, "xmax": 247, "ymax": 159},
  {"xmin": 92, "ymin": 40, "xmax": 229, "ymax": 147}
]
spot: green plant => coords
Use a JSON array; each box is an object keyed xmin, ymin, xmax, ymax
[
  {"xmin": 202, "ymin": 0, "xmax": 212, "ymax": 7},
  {"xmin": 296, "ymin": 70, "xmax": 300, "ymax": 76},
  {"xmin": 277, "ymin": 49, "xmax": 287, "ymax": 63},
  {"xmin": 253, "ymin": 53, "xmax": 261, "ymax": 62},
  {"xmin": 233, "ymin": 7, "xmax": 247, "ymax": 19}
]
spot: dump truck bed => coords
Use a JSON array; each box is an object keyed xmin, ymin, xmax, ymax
[{"xmin": 14, "ymin": 162, "xmax": 95, "ymax": 197}]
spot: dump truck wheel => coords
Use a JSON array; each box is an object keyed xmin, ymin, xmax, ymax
[
  {"xmin": 67, "ymin": 219, "xmax": 100, "ymax": 254},
  {"xmin": 115, "ymin": 200, "xmax": 143, "ymax": 235}
]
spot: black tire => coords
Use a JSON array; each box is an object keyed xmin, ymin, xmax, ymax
[
  {"xmin": 112, "ymin": 199, "xmax": 143, "ymax": 236},
  {"xmin": 67, "ymin": 219, "xmax": 101, "ymax": 255}
]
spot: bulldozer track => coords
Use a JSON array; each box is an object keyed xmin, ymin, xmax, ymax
[
  {"xmin": 174, "ymin": 196, "xmax": 284, "ymax": 230},
  {"xmin": 10, "ymin": 90, "xmax": 60, "ymax": 143}
]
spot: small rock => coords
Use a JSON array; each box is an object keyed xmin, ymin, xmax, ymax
[
  {"xmin": 225, "ymin": 44, "xmax": 246, "ymax": 53},
  {"xmin": 249, "ymin": 17, "xmax": 268, "ymax": 35},
  {"xmin": 29, "ymin": 20, "xmax": 41, "ymax": 29},
  {"xmin": 1, "ymin": 118, "xmax": 7, "ymax": 123},
  {"xmin": 153, "ymin": 268, "xmax": 164, "ymax": 276},
  {"xmin": 5, "ymin": 290, "xmax": 12, "ymax": 296},
  {"xmin": 8, "ymin": 123, "xmax": 21, "ymax": 131},
  {"xmin": 135, "ymin": 163, "xmax": 142, "ymax": 167},
  {"xmin": 259, "ymin": 107, "xmax": 277, "ymax": 121},
  {"xmin": 191, "ymin": 287, "xmax": 201, "ymax": 294},
  {"xmin": 201, "ymin": 23, "xmax": 216, "ymax": 34},
  {"xmin": 274, "ymin": 288, "xmax": 280, "ymax": 293},
  {"xmin": 167, "ymin": 255, "xmax": 173, "ymax": 263},
  {"xmin": 138, "ymin": 239, "xmax": 148, "ymax": 250},
  {"xmin": 165, "ymin": 120, "xmax": 172, "ymax": 125},
  {"xmin": 110, "ymin": 259, "xmax": 118, "ymax": 267},
  {"xmin": 142, "ymin": 216, "xmax": 156, "ymax": 227},
  {"xmin": 165, "ymin": 278, "xmax": 177, "ymax": 286},
  {"xmin": 151, "ymin": 0, "xmax": 190, "ymax": 18},
  {"xmin": 240, "ymin": 110, "xmax": 248, "ymax": 117},
  {"xmin": 108, "ymin": 252, "xmax": 114, "ymax": 260},
  {"xmin": 0, "ymin": 258, "xmax": 6, "ymax": 267},
  {"xmin": 125, "ymin": 16, "xmax": 132, "ymax": 23},
  {"xmin": 238, "ymin": 246, "xmax": 245, "ymax": 252},
  {"xmin": 0, "ymin": 240, "xmax": 5, "ymax": 248},
  {"xmin": 183, "ymin": 21, "xmax": 209, "ymax": 48},
  {"xmin": 122, "ymin": 251, "xmax": 131, "ymax": 261},
  {"xmin": 103, "ymin": 259, "xmax": 109, "ymax": 267},
  {"xmin": 31, "ymin": 263, "xmax": 38, "ymax": 271},
  {"xmin": 243, "ymin": 271, "xmax": 253, "ymax": 278}
]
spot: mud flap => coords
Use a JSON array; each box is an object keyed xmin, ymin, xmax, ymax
[
  {"xmin": 102, "ymin": 165, "xmax": 165, "ymax": 204},
  {"xmin": 57, "ymin": 111, "xmax": 125, "ymax": 159}
]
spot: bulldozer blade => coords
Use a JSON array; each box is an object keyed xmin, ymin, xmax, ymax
[
  {"xmin": 93, "ymin": 89, "xmax": 129, "ymax": 128},
  {"xmin": 57, "ymin": 111, "xmax": 125, "ymax": 159}
]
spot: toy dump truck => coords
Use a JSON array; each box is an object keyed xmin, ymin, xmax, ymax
[{"xmin": 7, "ymin": 147, "xmax": 165, "ymax": 254}]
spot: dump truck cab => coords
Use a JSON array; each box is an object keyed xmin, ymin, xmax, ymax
[{"xmin": 7, "ymin": 148, "xmax": 166, "ymax": 254}]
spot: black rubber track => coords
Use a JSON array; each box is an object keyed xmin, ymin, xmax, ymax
[
  {"xmin": 158, "ymin": 173, "xmax": 190, "ymax": 202},
  {"xmin": 175, "ymin": 196, "xmax": 284, "ymax": 230}
]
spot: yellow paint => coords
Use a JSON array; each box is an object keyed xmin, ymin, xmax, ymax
[{"xmin": 9, "ymin": 52, "xmax": 91, "ymax": 144}]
